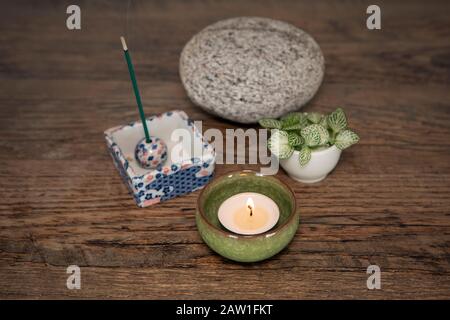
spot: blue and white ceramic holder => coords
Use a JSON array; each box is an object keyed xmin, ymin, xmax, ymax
[{"xmin": 104, "ymin": 110, "xmax": 215, "ymax": 207}]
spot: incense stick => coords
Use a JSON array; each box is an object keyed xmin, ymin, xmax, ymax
[{"xmin": 120, "ymin": 36, "xmax": 151, "ymax": 143}]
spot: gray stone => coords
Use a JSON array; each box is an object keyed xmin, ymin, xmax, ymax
[{"xmin": 179, "ymin": 17, "xmax": 325, "ymax": 124}]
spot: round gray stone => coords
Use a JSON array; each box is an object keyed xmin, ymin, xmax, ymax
[{"xmin": 179, "ymin": 17, "xmax": 325, "ymax": 124}]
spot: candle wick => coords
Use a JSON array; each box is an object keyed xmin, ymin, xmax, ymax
[{"xmin": 248, "ymin": 205, "xmax": 253, "ymax": 217}]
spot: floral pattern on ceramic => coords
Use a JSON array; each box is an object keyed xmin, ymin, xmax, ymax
[
  {"xmin": 104, "ymin": 110, "xmax": 216, "ymax": 207},
  {"xmin": 134, "ymin": 136, "xmax": 168, "ymax": 169}
]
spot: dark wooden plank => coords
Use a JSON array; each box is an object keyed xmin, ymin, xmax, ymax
[{"xmin": 0, "ymin": 0, "xmax": 449, "ymax": 299}]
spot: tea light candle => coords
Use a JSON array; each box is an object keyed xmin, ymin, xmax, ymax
[{"xmin": 218, "ymin": 192, "xmax": 280, "ymax": 235}]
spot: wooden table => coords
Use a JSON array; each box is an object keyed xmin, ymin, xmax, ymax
[{"xmin": 1, "ymin": 0, "xmax": 449, "ymax": 299}]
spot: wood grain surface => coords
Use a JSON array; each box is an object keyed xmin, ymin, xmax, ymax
[{"xmin": 0, "ymin": 0, "xmax": 449, "ymax": 299}]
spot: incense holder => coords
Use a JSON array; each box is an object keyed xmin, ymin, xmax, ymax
[
  {"xmin": 196, "ymin": 170, "xmax": 299, "ymax": 262},
  {"xmin": 105, "ymin": 110, "xmax": 215, "ymax": 207}
]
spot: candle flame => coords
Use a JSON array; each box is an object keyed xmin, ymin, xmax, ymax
[{"xmin": 246, "ymin": 197, "xmax": 255, "ymax": 210}]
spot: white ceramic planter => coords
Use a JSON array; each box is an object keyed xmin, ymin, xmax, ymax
[{"xmin": 279, "ymin": 145, "xmax": 342, "ymax": 183}]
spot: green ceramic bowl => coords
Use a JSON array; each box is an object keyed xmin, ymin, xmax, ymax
[{"xmin": 196, "ymin": 170, "xmax": 299, "ymax": 262}]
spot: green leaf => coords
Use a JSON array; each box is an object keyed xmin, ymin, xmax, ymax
[
  {"xmin": 301, "ymin": 124, "xmax": 330, "ymax": 147},
  {"xmin": 298, "ymin": 146, "xmax": 311, "ymax": 166},
  {"xmin": 297, "ymin": 114, "xmax": 309, "ymax": 128},
  {"xmin": 281, "ymin": 112, "xmax": 309, "ymax": 130},
  {"xmin": 319, "ymin": 115, "xmax": 328, "ymax": 129},
  {"xmin": 280, "ymin": 113, "xmax": 299, "ymax": 126},
  {"xmin": 282, "ymin": 123, "xmax": 303, "ymax": 131},
  {"xmin": 268, "ymin": 130, "xmax": 294, "ymax": 159},
  {"xmin": 288, "ymin": 132, "xmax": 303, "ymax": 146},
  {"xmin": 259, "ymin": 118, "xmax": 282, "ymax": 129},
  {"xmin": 300, "ymin": 125, "xmax": 320, "ymax": 146},
  {"xmin": 335, "ymin": 129, "xmax": 359, "ymax": 150},
  {"xmin": 327, "ymin": 108, "xmax": 347, "ymax": 133},
  {"xmin": 307, "ymin": 112, "xmax": 322, "ymax": 124}
]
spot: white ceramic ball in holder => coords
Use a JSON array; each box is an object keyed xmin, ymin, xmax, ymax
[{"xmin": 134, "ymin": 136, "xmax": 168, "ymax": 169}]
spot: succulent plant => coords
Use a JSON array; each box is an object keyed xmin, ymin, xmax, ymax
[{"xmin": 259, "ymin": 108, "xmax": 359, "ymax": 166}]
